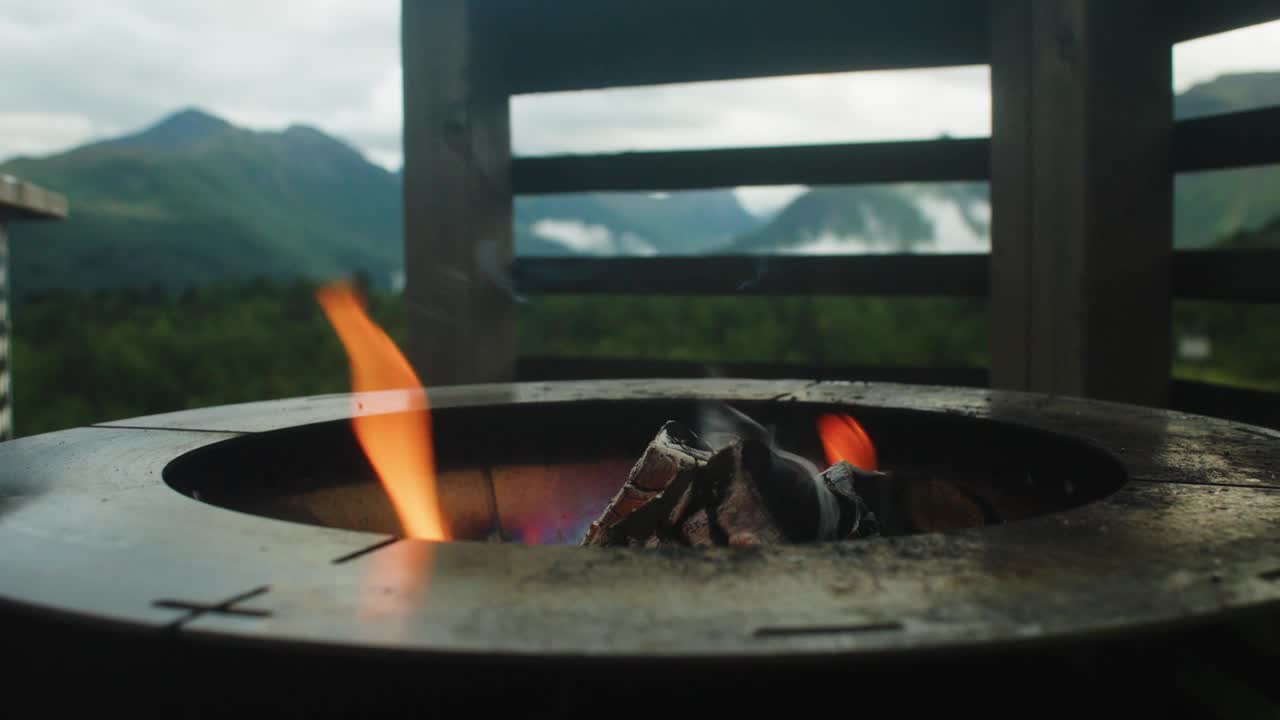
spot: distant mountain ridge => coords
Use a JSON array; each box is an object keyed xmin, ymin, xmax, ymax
[
  {"xmin": 2, "ymin": 108, "xmax": 764, "ymax": 295},
  {"xmin": 1172, "ymin": 72, "xmax": 1280, "ymax": 249},
  {"xmin": 107, "ymin": 108, "xmax": 233, "ymax": 149},
  {"xmin": 1175, "ymin": 72, "xmax": 1280, "ymax": 120},
  {"xmin": 727, "ymin": 182, "xmax": 989, "ymax": 255},
  {"xmin": 2, "ymin": 107, "xmax": 403, "ymax": 297},
  {"xmin": 727, "ymin": 71, "xmax": 1280, "ymax": 256},
  {"xmin": 3, "ymin": 71, "xmax": 1278, "ymax": 296},
  {"xmin": 517, "ymin": 189, "xmax": 760, "ymax": 257}
]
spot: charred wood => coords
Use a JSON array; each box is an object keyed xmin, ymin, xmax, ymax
[{"xmin": 583, "ymin": 421, "xmax": 880, "ymax": 547}]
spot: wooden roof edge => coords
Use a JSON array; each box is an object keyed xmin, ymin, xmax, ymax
[{"xmin": 0, "ymin": 175, "xmax": 69, "ymax": 221}]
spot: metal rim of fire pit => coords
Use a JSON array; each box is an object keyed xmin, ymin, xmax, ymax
[{"xmin": 1, "ymin": 379, "xmax": 1278, "ymax": 660}]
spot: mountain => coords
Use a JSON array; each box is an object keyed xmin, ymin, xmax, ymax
[
  {"xmin": 1176, "ymin": 163, "xmax": 1280, "ymax": 249},
  {"xmin": 1173, "ymin": 72, "xmax": 1280, "ymax": 249},
  {"xmin": 2, "ymin": 108, "xmax": 403, "ymax": 297},
  {"xmin": 595, "ymin": 190, "xmax": 761, "ymax": 252},
  {"xmin": 516, "ymin": 193, "xmax": 654, "ymax": 256},
  {"xmin": 106, "ymin": 107, "xmax": 233, "ymax": 149},
  {"xmin": 724, "ymin": 71, "xmax": 1280, "ymax": 256},
  {"xmin": 4, "ymin": 70, "xmax": 1277, "ymax": 296},
  {"xmin": 728, "ymin": 183, "xmax": 987, "ymax": 255},
  {"xmin": 516, "ymin": 189, "xmax": 760, "ymax": 256},
  {"xmin": 1212, "ymin": 214, "xmax": 1280, "ymax": 250},
  {"xmin": 1175, "ymin": 72, "xmax": 1280, "ymax": 120},
  {"xmin": 2, "ymin": 108, "xmax": 761, "ymax": 293}
]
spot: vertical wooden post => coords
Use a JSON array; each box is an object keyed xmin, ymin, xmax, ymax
[
  {"xmin": 0, "ymin": 223, "xmax": 10, "ymax": 440},
  {"xmin": 1, "ymin": 178, "xmax": 67, "ymax": 439},
  {"xmin": 401, "ymin": 0, "xmax": 514, "ymax": 386},
  {"xmin": 989, "ymin": 0, "xmax": 1172, "ymax": 406}
]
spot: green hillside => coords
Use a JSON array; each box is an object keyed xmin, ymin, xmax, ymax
[
  {"xmin": 3, "ymin": 108, "xmax": 762, "ymax": 284},
  {"xmin": 1, "ymin": 109, "xmax": 405, "ymax": 297},
  {"xmin": 1175, "ymin": 72, "xmax": 1280, "ymax": 248},
  {"xmin": 1175, "ymin": 71, "xmax": 1280, "ymax": 119},
  {"xmin": 1176, "ymin": 163, "xmax": 1280, "ymax": 249}
]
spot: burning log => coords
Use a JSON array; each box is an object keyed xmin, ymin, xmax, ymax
[
  {"xmin": 580, "ymin": 421, "xmax": 713, "ymax": 545},
  {"xmin": 582, "ymin": 419, "xmax": 880, "ymax": 548}
]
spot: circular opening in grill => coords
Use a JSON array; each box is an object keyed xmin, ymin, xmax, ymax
[{"xmin": 164, "ymin": 399, "xmax": 1127, "ymax": 544}]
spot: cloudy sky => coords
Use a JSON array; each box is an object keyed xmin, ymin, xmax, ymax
[{"xmin": 2, "ymin": 2, "xmax": 1278, "ymax": 213}]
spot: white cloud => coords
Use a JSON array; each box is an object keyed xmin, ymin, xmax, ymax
[
  {"xmin": 0, "ymin": 0, "xmax": 401, "ymax": 165},
  {"xmin": 512, "ymin": 66, "xmax": 992, "ymax": 156},
  {"xmin": 531, "ymin": 219, "xmax": 656, "ymax": 256},
  {"xmin": 735, "ymin": 186, "xmax": 808, "ymax": 218},
  {"xmin": 779, "ymin": 231, "xmax": 879, "ymax": 256},
  {"xmin": 777, "ymin": 193, "xmax": 990, "ymax": 255},
  {"xmin": 914, "ymin": 195, "xmax": 989, "ymax": 253},
  {"xmin": 0, "ymin": 112, "xmax": 105, "ymax": 158},
  {"xmin": 1, "ymin": 4, "xmax": 1277, "ymax": 176},
  {"xmin": 531, "ymin": 219, "xmax": 616, "ymax": 254},
  {"xmin": 1173, "ymin": 19, "xmax": 1280, "ymax": 92}
]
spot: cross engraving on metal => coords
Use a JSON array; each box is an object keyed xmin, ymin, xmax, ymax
[{"xmin": 153, "ymin": 585, "xmax": 272, "ymax": 627}]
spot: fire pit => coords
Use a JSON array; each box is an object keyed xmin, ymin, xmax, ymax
[
  {"xmin": 164, "ymin": 386, "xmax": 1125, "ymax": 544},
  {"xmin": 2, "ymin": 379, "xmax": 1279, "ymax": 709}
]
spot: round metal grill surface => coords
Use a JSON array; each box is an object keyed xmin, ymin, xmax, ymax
[{"xmin": 1, "ymin": 379, "xmax": 1278, "ymax": 660}]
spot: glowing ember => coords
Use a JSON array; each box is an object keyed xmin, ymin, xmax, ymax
[
  {"xmin": 817, "ymin": 413, "xmax": 878, "ymax": 471},
  {"xmin": 316, "ymin": 281, "xmax": 448, "ymax": 540}
]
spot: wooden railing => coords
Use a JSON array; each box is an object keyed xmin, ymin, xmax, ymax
[
  {"xmin": 511, "ymin": 92, "xmax": 1280, "ymax": 426},
  {"xmin": 512, "ymin": 138, "xmax": 990, "ymax": 194},
  {"xmin": 515, "ymin": 251, "xmax": 1280, "ymax": 304},
  {"xmin": 508, "ymin": 75, "xmax": 1280, "ymax": 427},
  {"xmin": 1174, "ymin": 106, "xmax": 1280, "ymax": 171},
  {"xmin": 0, "ymin": 177, "xmax": 68, "ymax": 440},
  {"xmin": 511, "ymin": 103, "xmax": 1280, "ymax": 304},
  {"xmin": 402, "ymin": 0, "xmax": 1280, "ymax": 407}
]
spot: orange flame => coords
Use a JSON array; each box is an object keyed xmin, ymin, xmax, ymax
[
  {"xmin": 316, "ymin": 281, "xmax": 448, "ymax": 540},
  {"xmin": 817, "ymin": 413, "xmax": 878, "ymax": 471}
]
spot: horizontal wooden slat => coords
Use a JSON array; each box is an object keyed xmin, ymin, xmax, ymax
[
  {"xmin": 477, "ymin": 0, "xmax": 989, "ymax": 95},
  {"xmin": 513, "ymin": 138, "xmax": 990, "ymax": 194},
  {"xmin": 513, "ymin": 104, "xmax": 1278, "ymax": 197},
  {"xmin": 1171, "ymin": 380, "xmax": 1280, "ymax": 430},
  {"xmin": 514, "ymin": 251, "xmax": 1280, "ymax": 302},
  {"xmin": 477, "ymin": 0, "xmax": 1277, "ymax": 95},
  {"xmin": 0, "ymin": 177, "xmax": 68, "ymax": 221},
  {"xmin": 1172, "ymin": 250, "xmax": 1280, "ymax": 302},
  {"xmin": 517, "ymin": 356, "xmax": 988, "ymax": 387},
  {"xmin": 513, "ymin": 254, "xmax": 989, "ymax": 296},
  {"xmin": 1173, "ymin": 107, "xmax": 1280, "ymax": 173},
  {"xmin": 1171, "ymin": 0, "xmax": 1280, "ymax": 42}
]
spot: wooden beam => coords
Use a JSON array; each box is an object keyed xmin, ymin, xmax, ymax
[
  {"xmin": 0, "ymin": 223, "xmax": 10, "ymax": 440},
  {"xmin": 989, "ymin": 1, "xmax": 1173, "ymax": 406},
  {"xmin": 1171, "ymin": 380, "xmax": 1280, "ymax": 431},
  {"xmin": 1172, "ymin": 250, "xmax": 1280, "ymax": 302},
  {"xmin": 401, "ymin": 0, "xmax": 515, "ymax": 385},
  {"xmin": 513, "ymin": 139, "xmax": 990, "ymax": 195},
  {"xmin": 514, "ymin": 249, "xmax": 1275, "ymax": 302},
  {"xmin": 1171, "ymin": 0, "xmax": 1280, "ymax": 42},
  {"xmin": 517, "ymin": 356, "xmax": 988, "ymax": 388},
  {"xmin": 477, "ymin": 0, "xmax": 988, "ymax": 94},
  {"xmin": 1173, "ymin": 107, "xmax": 1280, "ymax": 173},
  {"xmin": 513, "ymin": 255, "xmax": 988, "ymax": 296},
  {"xmin": 477, "ymin": 0, "xmax": 1280, "ymax": 94},
  {"xmin": 987, "ymin": 0, "xmax": 1032, "ymax": 396},
  {"xmin": 0, "ymin": 176, "xmax": 68, "ymax": 222}
]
